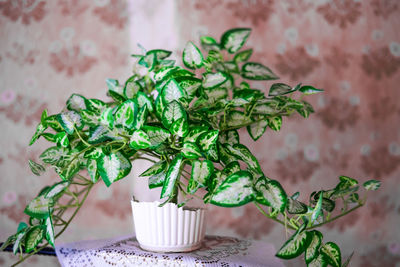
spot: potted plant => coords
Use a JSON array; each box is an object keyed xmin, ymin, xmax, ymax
[{"xmin": 1, "ymin": 28, "xmax": 380, "ymax": 266}]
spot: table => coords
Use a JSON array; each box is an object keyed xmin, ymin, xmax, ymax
[{"xmin": 55, "ymin": 235, "xmax": 284, "ymax": 267}]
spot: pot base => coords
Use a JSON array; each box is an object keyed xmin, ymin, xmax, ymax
[{"xmin": 139, "ymin": 241, "xmax": 202, "ymax": 253}]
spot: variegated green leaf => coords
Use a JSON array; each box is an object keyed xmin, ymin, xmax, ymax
[
  {"xmin": 80, "ymin": 109, "xmax": 99, "ymax": 126},
  {"xmin": 66, "ymin": 93, "xmax": 86, "ymax": 112},
  {"xmin": 25, "ymin": 226, "xmax": 44, "ymax": 253},
  {"xmin": 190, "ymin": 160, "xmax": 214, "ymax": 187},
  {"xmin": 28, "ymin": 160, "xmax": 45, "ymax": 176},
  {"xmin": 45, "ymin": 216, "xmax": 55, "ymax": 247},
  {"xmin": 184, "ymin": 126, "xmax": 209, "ymax": 143},
  {"xmin": 222, "ymin": 161, "xmax": 241, "ymax": 177},
  {"xmin": 202, "ymin": 72, "xmax": 228, "ymax": 89},
  {"xmin": 287, "ymin": 198, "xmax": 308, "ymax": 214},
  {"xmin": 57, "ymin": 158, "xmax": 80, "ymax": 181},
  {"xmin": 39, "ymin": 146, "xmax": 65, "ymax": 164},
  {"xmin": 305, "ymin": 231, "xmax": 323, "ymax": 264},
  {"xmin": 225, "ymin": 110, "xmax": 252, "ymax": 128},
  {"xmin": 218, "ymin": 130, "xmax": 239, "ymax": 144},
  {"xmin": 162, "ymin": 100, "xmax": 186, "ymax": 128},
  {"xmin": 200, "ymin": 35, "xmax": 220, "ymax": 51},
  {"xmin": 211, "ymin": 170, "xmax": 254, "ymax": 207},
  {"xmin": 363, "ymin": 179, "xmax": 381, "ymax": 191},
  {"xmin": 85, "ymin": 98, "xmax": 108, "ymax": 114},
  {"xmin": 225, "ymin": 143, "xmax": 261, "ymax": 172},
  {"xmin": 299, "ymin": 85, "xmax": 324, "ymax": 95},
  {"xmin": 29, "ymin": 122, "xmax": 46, "ymax": 146},
  {"xmin": 221, "ymin": 28, "xmax": 251, "ymax": 54},
  {"xmin": 320, "ymin": 242, "xmax": 341, "ymax": 267},
  {"xmin": 140, "ymin": 160, "xmax": 167, "ymax": 177},
  {"xmin": 13, "ymin": 231, "xmax": 25, "ymax": 254},
  {"xmin": 204, "ymin": 87, "xmax": 228, "ymax": 101},
  {"xmin": 204, "ymin": 143, "xmax": 219, "ymax": 162},
  {"xmin": 234, "ymin": 48, "xmax": 253, "ymax": 62},
  {"xmin": 247, "ymin": 119, "xmax": 268, "ymax": 141},
  {"xmin": 154, "ymin": 66, "xmax": 179, "ymax": 81},
  {"xmin": 142, "ymin": 126, "xmax": 170, "ymax": 148},
  {"xmin": 133, "ymin": 105, "xmax": 148, "ymax": 130},
  {"xmin": 161, "ymin": 79, "xmax": 186, "ymax": 105},
  {"xmin": 55, "ymin": 132, "xmax": 69, "ymax": 148},
  {"xmin": 276, "ymin": 227, "xmax": 312, "ymax": 259},
  {"xmin": 197, "ymin": 130, "xmax": 219, "ymax": 151},
  {"xmin": 57, "ymin": 110, "xmax": 83, "ymax": 135},
  {"xmin": 100, "ymin": 107, "xmax": 114, "ymax": 129},
  {"xmin": 183, "ymin": 41, "xmax": 204, "ymax": 69},
  {"xmin": 124, "ymin": 76, "xmax": 142, "ymax": 99},
  {"xmin": 44, "ymin": 181, "xmax": 69, "ymax": 199},
  {"xmin": 308, "ymin": 253, "xmax": 328, "ymax": 267},
  {"xmin": 136, "ymin": 91, "xmax": 154, "ymax": 112},
  {"xmin": 311, "ymin": 192, "xmax": 323, "ymax": 223},
  {"xmin": 175, "ymin": 76, "xmax": 202, "ymax": 100},
  {"xmin": 114, "ymin": 100, "xmax": 137, "ymax": 130},
  {"xmin": 24, "ymin": 195, "xmax": 52, "ymax": 219},
  {"xmin": 97, "ymin": 152, "xmax": 132, "ymax": 187},
  {"xmin": 269, "ymin": 83, "xmax": 295, "ymax": 96},
  {"xmin": 254, "ymin": 178, "xmax": 288, "ymax": 213},
  {"xmin": 268, "ymin": 116, "xmax": 282, "ymax": 131},
  {"xmin": 149, "ymin": 171, "xmax": 167, "ymax": 189},
  {"xmin": 88, "ymin": 126, "xmax": 111, "ymax": 144},
  {"xmin": 87, "ymin": 158, "xmax": 99, "ymax": 183},
  {"xmin": 130, "ymin": 129, "xmax": 151, "ymax": 149},
  {"xmin": 170, "ymin": 117, "xmax": 189, "ymax": 137},
  {"xmin": 147, "ymin": 49, "xmax": 172, "ymax": 61},
  {"xmin": 242, "ymin": 62, "xmax": 279, "ymax": 80},
  {"xmin": 161, "ymin": 154, "xmax": 183, "ymax": 198},
  {"xmin": 182, "ymin": 142, "xmax": 202, "ymax": 159}
]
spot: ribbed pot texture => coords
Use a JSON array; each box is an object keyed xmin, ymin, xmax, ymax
[{"xmin": 131, "ymin": 201, "xmax": 206, "ymax": 252}]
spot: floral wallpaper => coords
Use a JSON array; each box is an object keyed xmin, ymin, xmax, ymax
[{"xmin": 0, "ymin": 0, "xmax": 399, "ymax": 266}]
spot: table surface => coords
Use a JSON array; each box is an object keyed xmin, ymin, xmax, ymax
[{"xmin": 55, "ymin": 235, "xmax": 285, "ymax": 267}]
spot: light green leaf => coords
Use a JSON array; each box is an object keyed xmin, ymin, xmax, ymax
[
  {"xmin": 161, "ymin": 154, "xmax": 183, "ymax": 199},
  {"xmin": 97, "ymin": 152, "xmax": 132, "ymax": 187},
  {"xmin": 254, "ymin": 178, "xmax": 288, "ymax": 213},
  {"xmin": 45, "ymin": 216, "xmax": 55, "ymax": 247},
  {"xmin": 28, "ymin": 160, "xmax": 45, "ymax": 176},
  {"xmin": 247, "ymin": 119, "xmax": 268, "ymax": 141},
  {"xmin": 140, "ymin": 160, "xmax": 167, "ymax": 177},
  {"xmin": 276, "ymin": 227, "xmax": 311, "ymax": 259},
  {"xmin": 320, "ymin": 242, "xmax": 341, "ymax": 267},
  {"xmin": 183, "ymin": 41, "xmax": 204, "ymax": 69},
  {"xmin": 66, "ymin": 94, "xmax": 86, "ymax": 112},
  {"xmin": 161, "ymin": 79, "xmax": 186, "ymax": 104},
  {"xmin": 305, "ymin": 231, "xmax": 323, "ymax": 264},
  {"xmin": 339, "ymin": 175, "xmax": 359, "ymax": 187},
  {"xmin": 55, "ymin": 132, "xmax": 69, "ymax": 148},
  {"xmin": 363, "ymin": 179, "xmax": 381, "ymax": 191},
  {"xmin": 130, "ymin": 129, "xmax": 151, "ymax": 149},
  {"xmin": 142, "ymin": 126, "xmax": 170, "ymax": 148},
  {"xmin": 197, "ymin": 130, "xmax": 219, "ymax": 151},
  {"xmin": 242, "ymin": 62, "xmax": 279, "ymax": 80},
  {"xmin": 211, "ymin": 170, "xmax": 254, "ymax": 207},
  {"xmin": 221, "ymin": 28, "xmax": 251, "ymax": 54},
  {"xmin": 202, "ymin": 72, "xmax": 228, "ymax": 89},
  {"xmin": 182, "ymin": 142, "xmax": 202, "ymax": 159},
  {"xmin": 170, "ymin": 117, "xmax": 189, "ymax": 137},
  {"xmin": 234, "ymin": 48, "xmax": 253, "ymax": 62},
  {"xmin": 25, "ymin": 226, "xmax": 44, "ymax": 253},
  {"xmin": 133, "ymin": 105, "xmax": 148, "ymax": 130},
  {"xmin": 299, "ymin": 85, "xmax": 324, "ymax": 95},
  {"xmin": 44, "ymin": 181, "xmax": 69, "ymax": 199},
  {"xmin": 24, "ymin": 195, "xmax": 52, "ymax": 219},
  {"xmin": 100, "ymin": 107, "xmax": 114, "ymax": 129},
  {"xmin": 162, "ymin": 100, "xmax": 186, "ymax": 128}
]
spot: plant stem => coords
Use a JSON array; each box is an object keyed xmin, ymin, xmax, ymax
[{"xmin": 254, "ymin": 202, "xmax": 296, "ymax": 230}]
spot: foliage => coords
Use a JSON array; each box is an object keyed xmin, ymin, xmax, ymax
[{"xmin": 1, "ymin": 28, "xmax": 380, "ymax": 267}]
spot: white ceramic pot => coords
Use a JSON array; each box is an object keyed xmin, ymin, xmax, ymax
[{"xmin": 131, "ymin": 200, "xmax": 206, "ymax": 252}]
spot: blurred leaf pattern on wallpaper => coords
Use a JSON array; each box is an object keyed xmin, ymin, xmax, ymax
[{"xmin": 0, "ymin": 0, "xmax": 399, "ymax": 266}]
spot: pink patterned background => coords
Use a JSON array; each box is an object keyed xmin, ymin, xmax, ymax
[{"xmin": 0, "ymin": 1, "xmax": 399, "ymax": 266}]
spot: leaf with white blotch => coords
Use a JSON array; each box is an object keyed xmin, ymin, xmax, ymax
[
  {"xmin": 100, "ymin": 107, "xmax": 114, "ymax": 129},
  {"xmin": 140, "ymin": 160, "xmax": 167, "ymax": 177},
  {"xmin": 175, "ymin": 76, "xmax": 202, "ymax": 99},
  {"xmin": 339, "ymin": 175, "xmax": 359, "ymax": 188},
  {"xmin": 184, "ymin": 126, "xmax": 208, "ymax": 143},
  {"xmin": 84, "ymin": 98, "xmax": 108, "ymax": 114},
  {"xmin": 44, "ymin": 181, "xmax": 69, "ymax": 199},
  {"xmin": 114, "ymin": 100, "xmax": 137, "ymax": 130},
  {"xmin": 182, "ymin": 142, "xmax": 202, "ymax": 159},
  {"xmin": 254, "ymin": 177, "xmax": 288, "ymax": 213},
  {"xmin": 154, "ymin": 66, "xmax": 180, "ymax": 81},
  {"xmin": 269, "ymin": 83, "xmax": 296, "ymax": 96},
  {"xmin": 308, "ymin": 253, "xmax": 328, "ymax": 267},
  {"xmin": 149, "ymin": 171, "xmax": 167, "ymax": 189},
  {"xmin": 161, "ymin": 79, "xmax": 186, "ymax": 105},
  {"xmin": 191, "ymin": 160, "xmax": 214, "ymax": 187},
  {"xmin": 204, "ymin": 143, "xmax": 219, "ymax": 162},
  {"xmin": 40, "ymin": 146, "xmax": 64, "ymax": 165},
  {"xmin": 133, "ymin": 105, "xmax": 148, "ymax": 130},
  {"xmin": 225, "ymin": 143, "xmax": 261, "ymax": 172},
  {"xmin": 136, "ymin": 91, "xmax": 154, "ymax": 112},
  {"xmin": 305, "ymin": 231, "xmax": 323, "ymax": 264},
  {"xmin": 87, "ymin": 158, "xmax": 99, "ymax": 183},
  {"xmin": 142, "ymin": 126, "xmax": 170, "ymax": 148},
  {"xmin": 29, "ymin": 122, "xmax": 46, "ymax": 146},
  {"xmin": 54, "ymin": 132, "xmax": 69, "ymax": 148},
  {"xmin": 252, "ymin": 103, "xmax": 279, "ymax": 115},
  {"xmin": 202, "ymin": 72, "xmax": 228, "ymax": 89},
  {"xmin": 130, "ymin": 129, "xmax": 151, "ymax": 149},
  {"xmin": 276, "ymin": 224, "xmax": 312, "ymax": 259},
  {"xmin": 221, "ymin": 28, "xmax": 251, "ymax": 54},
  {"xmin": 162, "ymin": 100, "xmax": 186, "ymax": 128},
  {"xmin": 24, "ymin": 195, "xmax": 52, "ymax": 219},
  {"xmin": 106, "ymin": 78, "xmax": 121, "ymax": 93},
  {"xmin": 299, "ymin": 85, "xmax": 324, "ymax": 95},
  {"xmin": 320, "ymin": 242, "xmax": 341, "ymax": 267},
  {"xmin": 97, "ymin": 152, "xmax": 132, "ymax": 187},
  {"xmin": 170, "ymin": 117, "xmax": 189, "ymax": 137},
  {"xmin": 57, "ymin": 158, "xmax": 80, "ymax": 181},
  {"xmin": 88, "ymin": 125, "xmax": 111, "ymax": 144},
  {"xmin": 219, "ymin": 130, "xmax": 240, "ymax": 144},
  {"xmin": 247, "ymin": 119, "xmax": 268, "ymax": 141},
  {"xmin": 13, "ymin": 231, "xmax": 25, "ymax": 254},
  {"xmin": 287, "ymin": 198, "xmax": 308, "ymax": 214},
  {"xmin": 234, "ymin": 48, "xmax": 253, "ymax": 62},
  {"xmin": 66, "ymin": 94, "xmax": 86, "ymax": 112},
  {"xmin": 204, "ymin": 87, "xmax": 228, "ymax": 101},
  {"xmin": 147, "ymin": 49, "xmax": 172, "ymax": 61},
  {"xmin": 223, "ymin": 161, "xmax": 241, "ymax": 177},
  {"xmin": 161, "ymin": 154, "xmax": 183, "ymax": 199},
  {"xmin": 183, "ymin": 41, "xmax": 204, "ymax": 69},
  {"xmin": 57, "ymin": 110, "xmax": 83, "ymax": 135},
  {"xmin": 200, "ymin": 35, "xmax": 220, "ymax": 51},
  {"xmin": 25, "ymin": 226, "xmax": 44, "ymax": 253},
  {"xmin": 242, "ymin": 62, "xmax": 279, "ymax": 80},
  {"xmin": 80, "ymin": 109, "xmax": 99, "ymax": 126},
  {"xmin": 268, "ymin": 116, "xmax": 282, "ymax": 131},
  {"xmin": 363, "ymin": 179, "xmax": 381, "ymax": 191},
  {"xmin": 29, "ymin": 160, "xmax": 45, "ymax": 176},
  {"xmin": 45, "ymin": 216, "xmax": 55, "ymax": 247},
  {"xmin": 311, "ymin": 192, "xmax": 323, "ymax": 223},
  {"xmin": 197, "ymin": 130, "xmax": 219, "ymax": 151},
  {"xmin": 124, "ymin": 76, "xmax": 142, "ymax": 99},
  {"xmin": 211, "ymin": 170, "xmax": 254, "ymax": 207},
  {"xmin": 225, "ymin": 110, "xmax": 252, "ymax": 128}
]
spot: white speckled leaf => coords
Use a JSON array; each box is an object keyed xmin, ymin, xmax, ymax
[{"xmin": 183, "ymin": 41, "xmax": 204, "ymax": 69}]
